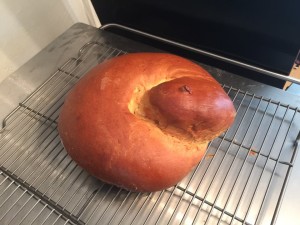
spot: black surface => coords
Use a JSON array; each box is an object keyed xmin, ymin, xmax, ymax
[
  {"xmin": 92, "ymin": 0, "xmax": 300, "ymax": 83},
  {"xmin": 85, "ymin": 24, "xmax": 300, "ymax": 107},
  {"xmin": 102, "ymin": 26, "xmax": 286, "ymax": 88}
]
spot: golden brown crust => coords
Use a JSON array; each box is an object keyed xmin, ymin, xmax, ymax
[
  {"xmin": 148, "ymin": 76, "xmax": 236, "ymax": 141},
  {"xmin": 58, "ymin": 53, "xmax": 236, "ymax": 192}
]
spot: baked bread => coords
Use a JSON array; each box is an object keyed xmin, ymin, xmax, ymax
[{"xmin": 58, "ymin": 53, "xmax": 236, "ymax": 192}]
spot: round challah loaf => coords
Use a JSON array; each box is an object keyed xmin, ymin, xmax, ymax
[{"xmin": 58, "ymin": 53, "xmax": 236, "ymax": 192}]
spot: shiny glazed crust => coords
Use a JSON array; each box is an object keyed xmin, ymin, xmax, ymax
[{"xmin": 58, "ymin": 53, "xmax": 236, "ymax": 192}]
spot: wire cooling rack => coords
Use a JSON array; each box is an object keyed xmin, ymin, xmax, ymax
[{"xmin": 0, "ymin": 42, "xmax": 299, "ymax": 225}]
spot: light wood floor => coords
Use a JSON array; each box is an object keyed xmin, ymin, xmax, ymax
[{"xmin": 283, "ymin": 63, "xmax": 300, "ymax": 90}]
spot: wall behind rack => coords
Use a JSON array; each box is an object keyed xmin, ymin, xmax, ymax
[{"xmin": 0, "ymin": 0, "xmax": 100, "ymax": 84}]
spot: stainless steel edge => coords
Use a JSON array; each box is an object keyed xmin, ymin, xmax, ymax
[
  {"xmin": 271, "ymin": 131, "xmax": 300, "ymax": 225},
  {"xmin": 100, "ymin": 23, "xmax": 300, "ymax": 85}
]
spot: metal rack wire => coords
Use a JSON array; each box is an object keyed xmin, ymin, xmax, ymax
[{"xmin": 0, "ymin": 42, "xmax": 299, "ymax": 225}]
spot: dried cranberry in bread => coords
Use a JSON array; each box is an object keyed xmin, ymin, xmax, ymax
[{"xmin": 58, "ymin": 53, "xmax": 236, "ymax": 192}]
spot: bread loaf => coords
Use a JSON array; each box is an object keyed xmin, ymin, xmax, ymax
[{"xmin": 58, "ymin": 53, "xmax": 236, "ymax": 192}]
